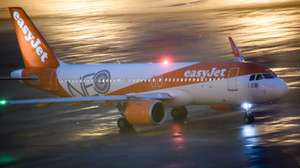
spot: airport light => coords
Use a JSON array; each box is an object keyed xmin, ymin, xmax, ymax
[
  {"xmin": 0, "ymin": 154, "xmax": 17, "ymax": 165},
  {"xmin": 0, "ymin": 99, "xmax": 7, "ymax": 106}
]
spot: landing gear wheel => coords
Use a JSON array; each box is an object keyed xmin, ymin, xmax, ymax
[
  {"xmin": 171, "ymin": 107, "xmax": 188, "ymax": 122},
  {"xmin": 244, "ymin": 113, "xmax": 255, "ymax": 124},
  {"xmin": 117, "ymin": 117, "xmax": 134, "ymax": 132}
]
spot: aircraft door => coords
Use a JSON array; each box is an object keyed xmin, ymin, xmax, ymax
[{"xmin": 227, "ymin": 67, "xmax": 240, "ymax": 91}]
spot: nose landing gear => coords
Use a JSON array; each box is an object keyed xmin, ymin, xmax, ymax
[
  {"xmin": 244, "ymin": 111, "xmax": 255, "ymax": 124},
  {"xmin": 241, "ymin": 102, "xmax": 255, "ymax": 124}
]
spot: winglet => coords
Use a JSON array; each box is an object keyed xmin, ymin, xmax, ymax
[{"xmin": 228, "ymin": 37, "xmax": 245, "ymax": 62}]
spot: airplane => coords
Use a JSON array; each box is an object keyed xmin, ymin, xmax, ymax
[{"xmin": 1, "ymin": 7, "xmax": 288, "ymax": 131}]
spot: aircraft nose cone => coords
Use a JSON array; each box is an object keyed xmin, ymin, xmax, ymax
[{"xmin": 277, "ymin": 80, "xmax": 288, "ymax": 98}]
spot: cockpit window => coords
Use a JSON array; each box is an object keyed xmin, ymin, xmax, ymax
[
  {"xmin": 272, "ymin": 72, "xmax": 278, "ymax": 78},
  {"xmin": 249, "ymin": 74, "xmax": 255, "ymax": 81},
  {"xmin": 249, "ymin": 72, "xmax": 277, "ymax": 81},
  {"xmin": 255, "ymin": 74, "xmax": 263, "ymax": 80},
  {"xmin": 263, "ymin": 73, "xmax": 274, "ymax": 79}
]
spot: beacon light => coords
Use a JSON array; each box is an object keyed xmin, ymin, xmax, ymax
[{"xmin": 161, "ymin": 56, "xmax": 172, "ymax": 65}]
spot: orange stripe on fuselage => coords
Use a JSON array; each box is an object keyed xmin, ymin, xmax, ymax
[{"xmin": 109, "ymin": 62, "xmax": 270, "ymax": 95}]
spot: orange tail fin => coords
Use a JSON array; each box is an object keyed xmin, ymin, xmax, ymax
[{"xmin": 9, "ymin": 7, "xmax": 59, "ymax": 68}]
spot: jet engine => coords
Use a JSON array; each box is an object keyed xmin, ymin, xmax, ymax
[{"xmin": 124, "ymin": 100, "xmax": 166, "ymax": 125}]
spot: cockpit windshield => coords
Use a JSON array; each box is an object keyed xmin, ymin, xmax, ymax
[
  {"xmin": 249, "ymin": 72, "xmax": 277, "ymax": 81},
  {"xmin": 263, "ymin": 73, "xmax": 275, "ymax": 79},
  {"xmin": 249, "ymin": 74, "xmax": 255, "ymax": 81},
  {"xmin": 256, "ymin": 74, "xmax": 263, "ymax": 80}
]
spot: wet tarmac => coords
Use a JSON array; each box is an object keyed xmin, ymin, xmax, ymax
[
  {"xmin": 0, "ymin": 80, "xmax": 299, "ymax": 167},
  {"xmin": 0, "ymin": 2, "xmax": 300, "ymax": 167}
]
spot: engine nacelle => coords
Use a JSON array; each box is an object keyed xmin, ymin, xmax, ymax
[{"xmin": 124, "ymin": 101, "xmax": 165, "ymax": 125}]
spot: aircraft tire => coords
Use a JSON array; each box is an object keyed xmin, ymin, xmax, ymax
[
  {"xmin": 171, "ymin": 106, "xmax": 188, "ymax": 122},
  {"xmin": 244, "ymin": 113, "xmax": 255, "ymax": 124},
  {"xmin": 117, "ymin": 117, "xmax": 134, "ymax": 131}
]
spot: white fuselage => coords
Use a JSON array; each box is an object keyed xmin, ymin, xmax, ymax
[{"xmin": 53, "ymin": 62, "xmax": 288, "ymax": 107}]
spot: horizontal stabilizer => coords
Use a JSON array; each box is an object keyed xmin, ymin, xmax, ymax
[{"xmin": 0, "ymin": 77, "xmax": 38, "ymax": 80}]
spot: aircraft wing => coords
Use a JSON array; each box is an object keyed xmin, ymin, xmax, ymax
[{"xmin": 3, "ymin": 92, "xmax": 173, "ymax": 105}]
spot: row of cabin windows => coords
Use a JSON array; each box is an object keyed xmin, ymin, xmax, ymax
[
  {"xmin": 59, "ymin": 77, "xmax": 226, "ymax": 83},
  {"xmin": 249, "ymin": 73, "xmax": 277, "ymax": 81}
]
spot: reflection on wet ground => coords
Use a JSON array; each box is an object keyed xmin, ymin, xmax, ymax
[
  {"xmin": 0, "ymin": 4, "xmax": 300, "ymax": 168},
  {"xmin": 0, "ymin": 90, "xmax": 299, "ymax": 167},
  {"xmin": 239, "ymin": 91, "xmax": 300, "ymax": 167}
]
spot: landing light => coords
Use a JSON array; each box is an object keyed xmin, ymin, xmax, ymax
[{"xmin": 241, "ymin": 102, "xmax": 252, "ymax": 111}]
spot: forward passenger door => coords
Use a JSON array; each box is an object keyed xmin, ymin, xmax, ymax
[{"xmin": 227, "ymin": 67, "xmax": 240, "ymax": 91}]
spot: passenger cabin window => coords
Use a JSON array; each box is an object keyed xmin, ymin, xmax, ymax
[
  {"xmin": 249, "ymin": 74, "xmax": 255, "ymax": 81},
  {"xmin": 255, "ymin": 74, "xmax": 263, "ymax": 80}
]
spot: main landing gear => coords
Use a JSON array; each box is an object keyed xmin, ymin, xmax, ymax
[
  {"xmin": 242, "ymin": 102, "xmax": 255, "ymax": 124},
  {"xmin": 117, "ymin": 117, "xmax": 135, "ymax": 133},
  {"xmin": 171, "ymin": 106, "xmax": 188, "ymax": 122},
  {"xmin": 244, "ymin": 111, "xmax": 255, "ymax": 124}
]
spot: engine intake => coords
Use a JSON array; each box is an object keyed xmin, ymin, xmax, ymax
[{"xmin": 124, "ymin": 100, "xmax": 165, "ymax": 125}]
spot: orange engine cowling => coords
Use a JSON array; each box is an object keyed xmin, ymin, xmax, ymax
[{"xmin": 124, "ymin": 101, "xmax": 165, "ymax": 125}]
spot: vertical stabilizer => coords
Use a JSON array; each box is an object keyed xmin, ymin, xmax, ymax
[{"xmin": 9, "ymin": 7, "xmax": 59, "ymax": 68}]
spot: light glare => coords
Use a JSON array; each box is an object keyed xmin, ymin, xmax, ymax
[
  {"xmin": 241, "ymin": 102, "xmax": 252, "ymax": 110},
  {"xmin": 0, "ymin": 100, "xmax": 7, "ymax": 106},
  {"xmin": 161, "ymin": 57, "xmax": 172, "ymax": 65},
  {"xmin": 163, "ymin": 60, "xmax": 169, "ymax": 65}
]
